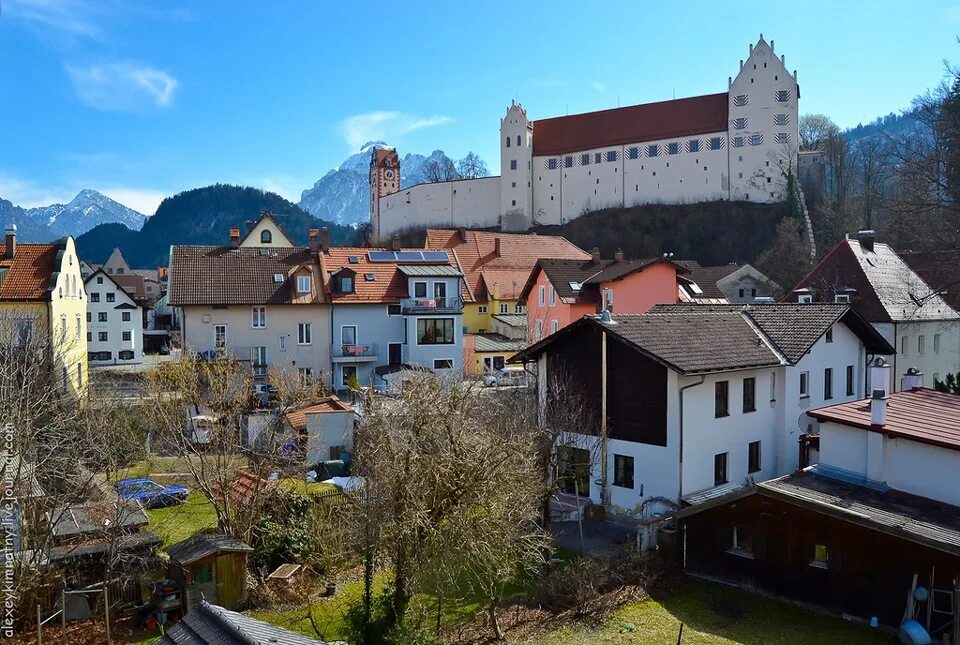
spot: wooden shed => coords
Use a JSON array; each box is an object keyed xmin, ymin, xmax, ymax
[{"xmin": 165, "ymin": 533, "xmax": 253, "ymax": 611}]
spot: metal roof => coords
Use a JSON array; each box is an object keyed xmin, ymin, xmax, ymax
[
  {"xmin": 156, "ymin": 600, "xmax": 327, "ymax": 644},
  {"xmin": 397, "ymin": 264, "xmax": 463, "ymax": 277},
  {"xmin": 166, "ymin": 533, "xmax": 252, "ymax": 566},
  {"xmin": 473, "ymin": 333, "xmax": 526, "ymax": 353}
]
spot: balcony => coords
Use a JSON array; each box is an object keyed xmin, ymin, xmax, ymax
[
  {"xmin": 332, "ymin": 342, "xmax": 379, "ymax": 363},
  {"xmin": 400, "ymin": 296, "xmax": 463, "ymax": 314}
]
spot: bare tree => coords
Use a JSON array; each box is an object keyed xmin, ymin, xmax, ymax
[
  {"xmin": 799, "ymin": 113, "xmax": 838, "ymax": 151},
  {"xmin": 455, "ymin": 152, "xmax": 489, "ymax": 180},
  {"xmin": 422, "ymin": 158, "xmax": 459, "ymax": 183}
]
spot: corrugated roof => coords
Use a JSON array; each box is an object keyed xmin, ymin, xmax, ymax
[
  {"xmin": 51, "ymin": 502, "xmax": 148, "ymax": 538},
  {"xmin": 492, "ymin": 314, "xmax": 526, "ymax": 328},
  {"xmin": 156, "ymin": 600, "xmax": 327, "ymax": 645},
  {"xmin": 532, "ymin": 93, "xmax": 730, "ymax": 157},
  {"xmin": 473, "ymin": 333, "xmax": 525, "ymax": 353},
  {"xmin": 0, "ymin": 242, "xmax": 62, "ymax": 301},
  {"xmin": 397, "ymin": 264, "xmax": 462, "ymax": 277},
  {"xmin": 166, "ymin": 533, "xmax": 252, "ymax": 566},
  {"xmin": 807, "ymin": 388, "xmax": 960, "ymax": 452}
]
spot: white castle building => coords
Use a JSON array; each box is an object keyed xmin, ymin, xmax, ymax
[{"xmin": 371, "ymin": 36, "xmax": 799, "ymax": 239}]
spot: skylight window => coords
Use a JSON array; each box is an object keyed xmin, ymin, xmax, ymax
[
  {"xmin": 348, "ymin": 256, "xmax": 359, "ymax": 264},
  {"xmin": 569, "ymin": 281, "xmax": 581, "ymax": 292},
  {"xmin": 365, "ymin": 273, "xmax": 375, "ymax": 281},
  {"xmin": 273, "ymin": 274, "xmax": 284, "ymax": 283},
  {"xmin": 689, "ymin": 282, "xmax": 704, "ymax": 295}
]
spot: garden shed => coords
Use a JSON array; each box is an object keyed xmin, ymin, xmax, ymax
[{"xmin": 165, "ymin": 533, "xmax": 253, "ymax": 611}]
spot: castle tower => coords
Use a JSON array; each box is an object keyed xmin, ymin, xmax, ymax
[
  {"xmin": 499, "ymin": 101, "xmax": 534, "ymax": 231},
  {"xmin": 370, "ymin": 147, "xmax": 400, "ymax": 240},
  {"xmin": 728, "ymin": 35, "xmax": 799, "ymax": 202}
]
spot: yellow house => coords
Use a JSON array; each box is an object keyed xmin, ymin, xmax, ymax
[{"xmin": 0, "ymin": 226, "xmax": 87, "ymax": 397}]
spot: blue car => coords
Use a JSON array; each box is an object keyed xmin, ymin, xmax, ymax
[{"xmin": 115, "ymin": 478, "xmax": 189, "ymax": 508}]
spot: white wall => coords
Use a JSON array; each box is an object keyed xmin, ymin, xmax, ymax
[
  {"xmin": 85, "ymin": 273, "xmax": 143, "ymax": 365},
  {"xmin": 378, "ymin": 176, "xmax": 501, "ymax": 238},
  {"xmin": 305, "ymin": 410, "xmax": 354, "ymax": 466},
  {"xmin": 892, "ymin": 320, "xmax": 960, "ymax": 389}
]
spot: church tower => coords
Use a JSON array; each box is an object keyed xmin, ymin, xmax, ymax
[
  {"xmin": 370, "ymin": 147, "xmax": 400, "ymax": 240},
  {"xmin": 500, "ymin": 101, "xmax": 533, "ymax": 231}
]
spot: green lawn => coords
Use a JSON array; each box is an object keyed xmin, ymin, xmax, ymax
[
  {"xmin": 533, "ymin": 577, "xmax": 895, "ymax": 644},
  {"xmin": 145, "ymin": 491, "xmax": 218, "ymax": 546}
]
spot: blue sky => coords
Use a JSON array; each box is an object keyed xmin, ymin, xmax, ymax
[{"xmin": 1, "ymin": 0, "xmax": 958, "ymax": 215}]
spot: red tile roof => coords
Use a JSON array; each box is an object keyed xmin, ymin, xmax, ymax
[
  {"xmin": 0, "ymin": 243, "xmax": 62, "ymax": 301},
  {"xmin": 320, "ymin": 247, "xmax": 455, "ymax": 304},
  {"xmin": 426, "ymin": 229, "xmax": 590, "ymax": 303},
  {"xmin": 284, "ymin": 396, "xmax": 353, "ymax": 432},
  {"xmin": 807, "ymin": 388, "xmax": 960, "ymax": 452},
  {"xmin": 532, "ymin": 93, "xmax": 729, "ymax": 157}
]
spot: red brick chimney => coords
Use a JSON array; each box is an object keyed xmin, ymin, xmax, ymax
[
  {"xmin": 590, "ymin": 246, "xmax": 601, "ymax": 264},
  {"xmin": 494, "ymin": 237, "xmax": 502, "ymax": 257},
  {"xmin": 459, "ymin": 227, "xmax": 468, "ymax": 243},
  {"xmin": 392, "ymin": 235, "xmax": 401, "ymax": 251},
  {"xmin": 320, "ymin": 227, "xmax": 330, "ymax": 253},
  {"xmin": 4, "ymin": 225, "xmax": 15, "ymax": 260},
  {"xmin": 614, "ymin": 248, "xmax": 624, "ymax": 263},
  {"xmin": 229, "ymin": 227, "xmax": 240, "ymax": 248},
  {"xmin": 308, "ymin": 228, "xmax": 319, "ymax": 253}
]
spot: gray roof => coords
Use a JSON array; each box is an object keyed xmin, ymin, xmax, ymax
[
  {"xmin": 51, "ymin": 502, "xmax": 148, "ymax": 538},
  {"xmin": 155, "ymin": 600, "xmax": 327, "ymax": 645},
  {"xmin": 397, "ymin": 264, "xmax": 463, "ymax": 277},
  {"xmin": 759, "ymin": 469, "xmax": 960, "ymax": 556},
  {"xmin": 49, "ymin": 531, "xmax": 161, "ymax": 561},
  {"xmin": 473, "ymin": 333, "xmax": 525, "ymax": 353},
  {"xmin": 166, "ymin": 533, "xmax": 253, "ymax": 566},
  {"xmin": 492, "ymin": 313, "xmax": 526, "ymax": 327}
]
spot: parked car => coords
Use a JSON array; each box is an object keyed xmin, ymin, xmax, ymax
[
  {"xmin": 482, "ymin": 367, "xmax": 529, "ymax": 388},
  {"xmin": 115, "ymin": 478, "xmax": 188, "ymax": 508}
]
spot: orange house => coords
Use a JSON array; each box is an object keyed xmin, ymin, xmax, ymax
[{"xmin": 518, "ymin": 250, "xmax": 682, "ymax": 343}]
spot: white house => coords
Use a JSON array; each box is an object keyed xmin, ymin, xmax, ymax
[
  {"xmin": 84, "ymin": 268, "xmax": 143, "ymax": 365},
  {"xmin": 512, "ymin": 304, "xmax": 893, "ymax": 514},
  {"xmin": 372, "ymin": 35, "xmax": 799, "ymax": 238}
]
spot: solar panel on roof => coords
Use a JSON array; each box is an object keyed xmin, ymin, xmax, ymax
[
  {"xmin": 367, "ymin": 251, "xmax": 397, "ymax": 262},
  {"xmin": 421, "ymin": 251, "xmax": 449, "ymax": 261}
]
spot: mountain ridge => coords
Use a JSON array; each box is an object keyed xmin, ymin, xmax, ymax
[{"xmin": 0, "ymin": 190, "xmax": 146, "ymax": 242}]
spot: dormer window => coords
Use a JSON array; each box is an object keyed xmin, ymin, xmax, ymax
[
  {"xmin": 297, "ymin": 275, "xmax": 312, "ymax": 294},
  {"xmin": 341, "ymin": 274, "xmax": 354, "ymax": 293},
  {"xmin": 261, "ymin": 230, "xmax": 272, "ymax": 244}
]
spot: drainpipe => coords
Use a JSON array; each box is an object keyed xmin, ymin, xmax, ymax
[
  {"xmin": 678, "ymin": 375, "xmax": 706, "ymax": 502},
  {"xmin": 600, "ymin": 329, "xmax": 608, "ymax": 507}
]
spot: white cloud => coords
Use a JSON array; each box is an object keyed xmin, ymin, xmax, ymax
[
  {"xmin": 99, "ymin": 188, "xmax": 167, "ymax": 216},
  {"xmin": 0, "ymin": 174, "xmax": 75, "ymax": 208},
  {"xmin": 66, "ymin": 61, "xmax": 178, "ymax": 112},
  {"xmin": 4, "ymin": 0, "xmax": 102, "ymax": 40},
  {"xmin": 593, "ymin": 82, "xmax": 608, "ymax": 93},
  {"xmin": 339, "ymin": 111, "xmax": 453, "ymax": 151}
]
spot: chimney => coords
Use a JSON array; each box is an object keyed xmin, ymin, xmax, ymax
[
  {"xmin": 459, "ymin": 227, "xmax": 468, "ymax": 243},
  {"xmin": 590, "ymin": 246, "xmax": 601, "ymax": 264},
  {"xmin": 229, "ymin": 227, "xmax": 240, "ymax": 248},
  {"xmin": 901, "ymin": 367, "xmax": 923, "ymax": 390},
  {"xmin": 614, "ymin": 248, "xmax": 624, "ymax": 263},
  {"xmin": 308, "ymin": 228, "xmax": 319, "ymax": 253},
  {"xmin": 869, "ymin": 357, "xmax": 891, "ymax": 396},
  {"xmin": 857, "ymin": 229, "xmax": 876, "ymax": 253},
  {"xmin": 870, "ymin": 388, "xmax": 888, "ymax": 426},
  {"xmin": 320, "ymin": 227, "xmax": 330, "ymax": 253},
  {"xmin": 4, "ymin": 224, "xmax": 16, "ymax": 260},
  {"xmin": 392, "ymin": 235, "xmax": 401, "ymax": 251},
  {"xmin": 494, "ymin": 237, "xmax": 502, "ymax": 257}
]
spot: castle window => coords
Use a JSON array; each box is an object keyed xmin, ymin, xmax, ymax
[
  {"xmin": 733, "ymin": 94, "xmax": 748, "ymax": 107},
  {"xmin": 775, "ymin": 90, "xmax": 791, "ymax": 102},
  {"xmin": 628, "ymin": 147, "xmax": 639, "ymax": 159},
  {"xmin": 775, "ymin": 132, "xmax": 790, "ymax": 144},
  {"xmin": 511, "ymin": 182, "xmax": 516, "ymax": 188},
  {"xmin": 774, "ymin": 114, "xmax": 789, "ymax": 126},
  {"xmin": 594, "ymin": 152, "xmax": 602, "ymax": 164},
  {"xmin": 749, "ymin": 134, "xmax": 764, "ymax": 146},
  {"xmin": 687, "ymin": 139, "xmax": 701, "ymax": 153},
  {"xmin": 732, "ymin": 137, "xmax": 744, "ymax": 148},
  {"xmin": 510, "ymin": 160, "xmax": 517, "ymax": 170},
  {"xmin": 709, "ymin": 137, "xmax": 724, "ymax": 150},
  {"xmin": 733, "ymin": 117, "xmax": 747, "ymax": 130},
  {"xmin": 564, "ymin": 156, "xmax": 573, "ymax": 168},
  {"xmin": 506, "ymin": 136, "xmax": 511, "ymax": 147},
  {"xmin": 581, "ymin": 153, "xmax": 590, "ymax": 166},
  {"xmin": 261, "ymin": 230, "xmax": 272, "ymax": 244},
  {"xmin": 516, "ymin": 135, "xmax": 521, "ymax": 146},
  {"xmin": 511, "ymin": 200, "xmax": 516, "ymax": 206},
  {"xmin": 667, "ymin": 142, "xmax": 679, "ymax": 155},
  {"xmin": 547, "ymin": 158, "xmax": 557, "ymax": 170},
  {"xmin": 647, "ymin": 144, "xmax": 659, "ymax": 157}
]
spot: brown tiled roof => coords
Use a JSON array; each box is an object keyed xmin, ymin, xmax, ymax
[
  {"xmin": 0, "ymin": 243, "xmax": 62, "ymax": 301},
  {"xmin": 522, "ymin": 258, "xmax": 612, "ymax": 301},
  {"xmin": 168, "ymin": 245, "xmax": 324, "ymax": 306},
  {"xmin": 807, "ymin": 388, "xmax": 960, "ymax": 452},
  {"xmin": 112, "ymin": 273, "xmax": 146, "ymax": 300},
  {"xmin": 531, "ymin": 93, "xmax": 729, "ymax": 157},
  {"xmin": 320, "ymin": 247, "xmax": 454, "ymax": 304},
  {"xmin": 426, "ymin": 229, "xmax": 590, "ymax": 303},
  {"xmin": 676, "ymin": 261, "xmax": 741, "ymax": 300},
  {"xmin": 284, "ymin": 397, "xmax": 353, "ymax": 432},
  {"xmin": 899, "ymin": 249, "xmax": 960, "ymax": 312}
]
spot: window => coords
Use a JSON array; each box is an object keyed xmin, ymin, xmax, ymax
[
  {"xmin": 340, "ymin": 274, "xmax": 354, "ymax": 293},
  {"xmin": 214, "ymin": 325, "xmax": 227, "ymax": 348},
  {"xmin": 538, "ymin": 285, "xmax": 545, "ymax": 306},
  {"xmin": 75, "ymin": 316, "xmax": 81, "ymax": 340},
  {"xmin": 98, "ymin": 332, "xmax": 108, "ymax": 342},
  {"xmin": 834, "ymin": 294, "xmax": 850, "ymax": 303},
  {"xmin": 414, "ymin": 282, "xmax": 427, "ymax": 298},
  {"xmin": 770, "ymin": 371, "xmax": 777, "ymax": 401},
  {"xmin": 417, "ymin": 318, "xmax": 454, "ymax": 344},
  {"xmin": 252, "ymin": 306, "xmax": 266, "ymax": 328},
  {"xmin": 732, "ymin": 136, "xmax": 744, "ymax": 148},
  {"xmin": 564, "ymin": 156, "xmax": 573, "ymax": 168},
  {"xmin": 709, "ymin": 137, "xmax": 723, "ymax": 150},
  {"xmin": 733, "ymin": 94, "xmax": 748, "ymax": 107},
  {"xmin": 118, "ymin": 350, "xmax": 133, "ymax": 360},
  {"xmin": 715, "ymin": 381, "xmax": 729, "ymax": 418},
  {"xmin": 628, "ymin": 147, "xmax": 639, "ymax": 159},
  {"xmin": 98, "ymin": 312, "xmax": 107, "ymax": 322},
  {"xmin": 260, "ymin": 230, "xmax": 272, "ymax": 244},
  {"xmin": 90, "ymin": 292, "xmax": 99, "ymax": 303},
  {"xmin": 551, "ymin": 320, "xmax": 558, "ymax": 334},
  {"xmin": 340, "ymin": 365, "xmax": 355, "ymax": 387},
  {"xmin": 341, "ymin": 325, "xmax": 357, "ymax": 346},
  {"xmin": 688, "ymin": 139, "xmax": 701, "ymax": 153},
  {"xmin": 87, "ymin": 332, "xmax": 91, "ymax": 342},
  {"xmin": 297, "ymin": 276, "xmax": 312, "ymax": 294},
  {"xmin": 667, "ymin": 142, "xmax": 679, "ymax": 155},
  {"xmin": 846, "ymin": 365, "xmax": 855, "ymax": 396},
  {"xmin": 96, "ymin": 276, "xmax": 103, "ymax": 284},
  {"xmin": 478, "ymin": 305, "xmax": 488, "ymax": 314},
  {"xmin": 714, "ymin": 453, "xmax": 728, "ymax": 486},
  {"xmin": 798, "ymin": 294, "xmax": 812, "ymax": 304},
  {"xmin": 549, "ymin": 286, "xmax": 556, "ymax": 306},
  {"xmin": 935, "ymin": 334, "xmax": 941, "ymax": 353},
  {"xmin": 613, "ymin": 454, "xmax": 634, "ymax": 488},
  {"xmin": 433, "ymin": 359, "xmax": 454, "ymax": 369},
  {"xmin": 515, "ymin": 303, "xmax": 523, "ymax": 313},
  {"xmin": 742, "ymin": 377, "xmax": 756, "ymax": 412},
  {"xmin": 811, "ymin": 543, "xmax": 829, "ymax": 569},
  {"xmin": 918, "ymin": 335, "xmax": 925, "ymax": 355},
  {"xmin": 298, "ymin": 322, "xmax": 312, "ymax": 345},
  {"xmin": 547, "ymin": 158, "xmax": 557, "ymax": 170},
  {"xmin": 647, "ymin": 144, "xmax": 659, "ymax": 157},
  {"xmin": 535, "ymin": 320, "xmax": 543, "ymax": 341},
  {"xmin": 775, "ymin": 90, "xmax": 791, "ymax": 102},
  {"xmin": 749, "ymin": 134, "xmax": 763, "ymax": 146},
  {"xmin": 86, "ymin": 312, "xmax": 91, "ymax": 322},
  {"xmin": 505, "ymin": 136, "xmax": 511, "ymax": 147},
  {"xmin": 825, "ymin": 328, "xmax": 833, "ymax": 343},
  {"xmin": 500, "ymin": 303, "xmax": 508, "ymax": 314},
  {"xmin": 106, "ymin": 292, "xmax": 115, "ymax": 302},
  {"xmin": 824, "ymin": 368, "xmax": 833, "ymax": 400},
  {"xmin": 606, "ymin": 150, "xmax": 617, "ymax": 162},
  {"xmin": 800, "ymin": 371, "xmax": 809, "ymax": 398},
  {"xmin": 122, "ymin": 311, "xmax": 131, "ymax": 322},
  {"xmin": 279, "ymin": 336, "xmax": 286, "ymax": 352},
  {"xmin": 516, "ymin": 135, "xmax": 521, "ymax": 146},
  {"xmin": 739, "ymin": 288, "xmax": 745, "ymax": 298},
  {"xmin": 748, "ymin": 441, "xmax": 761, "ymax": 473},
  {"xmin": 580, "ymin": 153, "xmax": 590, "ymax": 166},
  {"xmin": 901, "ymin": 336, "xmax": 908, "ymax": 356},
  {"xmin": 775, "ymin": 132, "xmax": 790, "ymax": 144},
  {"xmin": 731, "ymin": 526, "xmax": 754, "ymax": 557},
  {"xmin": 122, "ymin": 331, "xmax": 131, "ymax": 342},
  {"xmin": 774, "ymin": 113, "xmax": 789, "ymax": 126},
  {"xmin": 732, "ymin": 117, "xmax": 747, "ymax": 130}
]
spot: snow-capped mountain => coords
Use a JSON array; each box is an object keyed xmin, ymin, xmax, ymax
[
  {"xmin": 0, "ymin": 190, "xmax": 147, "ymax": 242},
  {"xmin": 29, "ymin": 189, "xmax": 147, "ymax": 238},
  {"xmin": 298, "ymin": 142, "xmax": 461, "ymax": 226}
]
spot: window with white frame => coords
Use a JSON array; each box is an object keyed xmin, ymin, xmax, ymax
[
  {"xmin": 549, "ymin": 286, "xmax": 556, "ymax": 306},
  {"xmin": 298, "ymin": 322, "xmax": 312, "ymax": 345},
  {"xmin": 214, "ymin": 324, "xmax": 227, "ymax": 348},
  {"xmin": 834, "ymin": 294, "xmax": 850, "ymax": 303},
  {"xmin": 918, "ymin": 335, "xmax": 925, "ymax": 355},
  {"xmin": 515, "ymin": 303, "xmax": 523, "ymax": 313},
  {"xmin": 935, "ymin": 334, "xmax": 941, "ymax": 353},
  {"xmin": 433, "ymin": 359, "xmax": 454, "ymax": 369},
  {"xmin": 75, "ymin": 316, "xmax": 81, "ymax": 340},
  {"xmin": 550, "ymin": 320, "xmax": 558, "ymax": 335},
  {"xmin": 798, "ymin": 294, "xmax": 813, "ymax": 303},
  {"xmin": 122, "ymin": 311, "xmax": 131, "ymax": 322},
  {"xmin": 341, "ymin": 325, "xmax": 357, "ymax": 346},
  {"xmin": 500, "ymin": 303, "xmax": 508, "ymax": 314},
  {"xmin": 98, "ymin": 332, "xmax": 108, "ymax": 342},
  {"xmin": 538, "ymin": 285, "xmax": 545, "ymax": 306},
  {"xmin": 252, "ymin": 306, "xmax": 266, "ymax": 328},
  {"xmin": 98, "ymin": 312, "xmax": 107, "ymax": 322},
  {"xmin": 253, "ymin": 346, "xmax": 267, "ymax": 375},
  {"xmin": 122, "ymin": 331, "xmax": 131, "ymax": 342},
  {"xmin": 901, "ymin": 336, "xmax": 908, "ymax": 356},
  {"xmin": 297, "ymin": 276, "xmax": 312, "ymax": 294},
  {"xmin": 478, "ymin": 305, "xmax": 488, "ymax": 313},
  {"xmin": 535, "ymin": 320, "xmax": 543, "ymax": 341},
  {"xmin": 279, "ymin": 336, "xmax": 286, "ymax": 352},
  {"xmin": 799, "ymin": 371, "xmax": 810, "ymax": 398}
]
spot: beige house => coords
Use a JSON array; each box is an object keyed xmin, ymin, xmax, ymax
[{"xmin": 168, "ymin": 214, "xmax": 332, "ymax": 385}]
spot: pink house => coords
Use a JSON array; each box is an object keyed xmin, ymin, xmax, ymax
[{"xmin": 518, "ymin": 250, "xmax": 682, "ymax": 343}]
